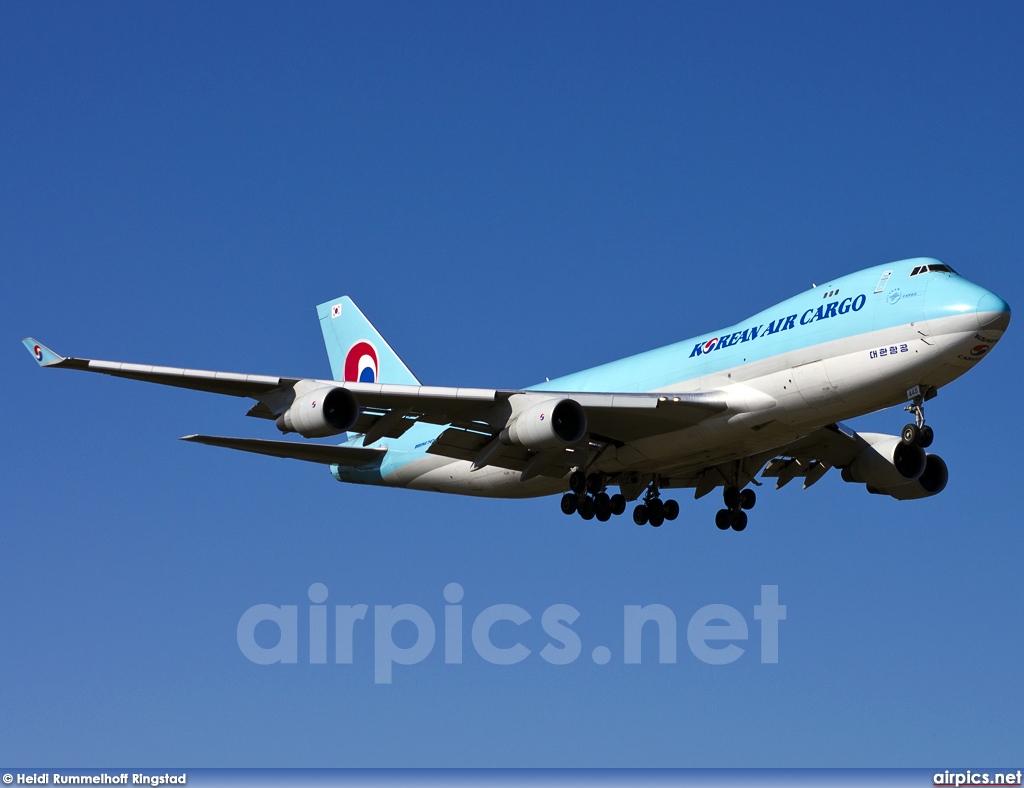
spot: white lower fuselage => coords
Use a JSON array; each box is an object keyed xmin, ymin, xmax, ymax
[{"xmin": 339, "ymin": 299, "xmax": 1005, "ymax": 499}]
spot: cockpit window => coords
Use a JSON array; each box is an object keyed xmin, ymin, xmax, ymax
[{"xmin": 910, "ymin": 263, "xmax": 958, "ymax": 277}]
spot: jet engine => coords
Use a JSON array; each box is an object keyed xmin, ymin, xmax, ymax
[
  {"xmin": 840, "ymin": 433, "xmax": 926, "ymax": 489},
  {"xmin": 276, "ymin": 386, "xmax": 360, "ymax": 438},
  {"xmin": 867, "ymin": 454, "xmax": 949, "ymax": 500},
  {"xmin": 501, "ymin": 398, "xmax": 587, "ymax": 450}
]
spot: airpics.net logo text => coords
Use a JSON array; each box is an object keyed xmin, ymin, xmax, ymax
[{"xmin": 236, "ymin": 584, "xmax": 786, "ymax": 684}]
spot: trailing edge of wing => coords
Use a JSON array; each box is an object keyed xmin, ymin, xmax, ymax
[{"xmin": 181, "ymin": 435, "xmax": 386, "ymax": 465}]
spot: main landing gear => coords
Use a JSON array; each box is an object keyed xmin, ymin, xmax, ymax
[
  {"xmin": 631, "ymin": 479, "xmax": 679, "ymax": 528},
  {"xmin": 561, "ymin": 472, "xmax": 679, "ymax": 526},
  {"xmin": 561, "ymin": 471, "xmax": 626, "ymax": 522},
  {"xmin": 715, "ymin": 486, "xmax": 756, "ymax": 532},
  {"xmin": 902, "ymin": 388, "xmax": 936, "ymax": 448}
]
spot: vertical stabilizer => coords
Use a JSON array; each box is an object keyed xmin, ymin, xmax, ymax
[{"xmin": 316, "ymin": 297, "xmax": 421, "ymax": 385}]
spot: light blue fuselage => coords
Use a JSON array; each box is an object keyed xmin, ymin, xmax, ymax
[{"xmin": 332, "ymin": 258, "xmax": 1010, "ymax": 496}]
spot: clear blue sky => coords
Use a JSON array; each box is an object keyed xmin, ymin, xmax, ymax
[{"xmin": 2, "ymin": 1, "xmax": 1022, "ymax": 768}]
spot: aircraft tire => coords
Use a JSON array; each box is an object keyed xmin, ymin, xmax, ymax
[
  {"xmin": 569, "ymin": 471, "xmax": 587, "ymax": 493},
  {"xmin": 648, "ymin": 498, "xmax": 664, "ymax": 519},
  {"xmin": 664, "ymin": 499, "xmax": 679, "ymax": 521},
  {"xmin": 715, "ymin": 509, "xmax": 732, "ymax": 530},
  {"xmin": 560, "ymin": 493, "xmax": 578, "ymax": 516},
  {"xmin": 578, "ymin": 496, "xmax": 595, "ymax": 520},
  {"xmin": 610, "ymin": 494, "xmax": 627, "ymax": 516},
  {"xmin": 649, "ymin": 514, "xmax": 664, "ymax": 527},
  {"xmin": 901, "ymin": 424, "xmax": 920, "ymax": 446},
  {"xmin": 633, "ymin": 505, "xmax": 649, "ymax": 526},
  {"xmin": 723, "ymin": 486, "xmax": 741, "ymax": 509},
  {"xmin": 740, "ymin": 489, "xmax": 756, "ymax": 510},
  {"xmin": 732, "ymin": 511, "xmax": 748, "ymax": 531},
  {"xmin": 918, "ymin": 425, "xmax": 934, "ymax": 448}
]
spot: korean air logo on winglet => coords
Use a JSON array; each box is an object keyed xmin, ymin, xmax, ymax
[
  {"xmin": 344, "ymin": 341, "xmax": 379, "ymax": 383},
  {"xmin": 33, "ymin": 344, "xmax": 44, "ymax": 362}
]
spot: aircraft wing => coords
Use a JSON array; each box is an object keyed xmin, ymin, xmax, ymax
[
  {"xmin": 181, "ymin": 435, "xmax": 386, "ymax": 465},
  {"xmin": 23, "ymin": 338, "xmax": 730, "ymax": 475},
  {"xmin": 22, "ymin": 338, "xmax": 296, "ymax": 397},
  {"xmin": 756, "ymin": 422, "xmax": 865, "ymax": 489}
]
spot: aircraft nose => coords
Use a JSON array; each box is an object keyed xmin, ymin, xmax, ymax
[{"xmin": 977, "ymin": 291, "xmax": 1011, "ymax": 331}]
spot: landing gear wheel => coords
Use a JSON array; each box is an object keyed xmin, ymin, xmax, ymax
[
  {"xmin": 578, "ymin": 496, "xmax": 595, "ymax": 520},
  {"xmin": 723, "ymin": 486, "xmax": 741, "ymax": 509},
  {"xmin": 596, "ymin": 508, "xmax": 612, "ymax": 522},
  {"xmin": 918, "ymin": 425, "xmax": 934, "ymax": 448},
  {"xmin": 663, "ymin": 499, "xmax": 679, "ymax": 521},
  {"xmin": 569, "ymin": 470, "xmax": 586, "ymax": 493},
  {"xmin": 633, "ymin": 505, "xmax": 649, "ymax": 526},
  {"xmin": 586, "ymin": 474, "xmax": 603, "ymax": 495},
  {"xmin": 647, "ymin": 498, "xmax": 665, "ymax": 519},
  {"xmin": 594, "ymin": 494, "xmax": 612, "ymax": 521},
  {"xmin": 610, "ymin": 494, "xmax": 626, "ymax": 516},
  {"xmin": 649, "ymin": 514, "xmax": 664, "ymax": 527},
  {"xmin": 739, "ymin": 489, "xmax": 756, "ymax": 510},
  {"xmin": 715, "ymin": 509, "xmax": 732, "ymax": 530},
  {"xmin": 731, "ymin": 510, "xmax": 748, "ymax": 531},
  {"xmin": 901, "ymin": 423, "xmax": 920, "ymax": 446},
  {"xmin": 560, "ymin": 493, "xmax": 578, "ymax": 515}
]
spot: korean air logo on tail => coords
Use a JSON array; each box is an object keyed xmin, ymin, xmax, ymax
[
  {"xmin": 33, "ymin": 344, "xmax": 44, "ymax": 362},
  {"xmin": 344, "ymin": 341, "xmax": 379, "ymax": 383}
]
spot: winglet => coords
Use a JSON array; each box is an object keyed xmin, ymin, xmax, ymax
[{"xmin": 22, "ymin": 338, "xmax": 65, "ymax": 367}]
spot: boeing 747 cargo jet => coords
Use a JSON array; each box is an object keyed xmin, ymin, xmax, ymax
[{"xmin": 24, "ymin": 258, "xmax": 1010, "ymax": 530}]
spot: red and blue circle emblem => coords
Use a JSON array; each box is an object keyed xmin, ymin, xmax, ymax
[{"xmin": 344, "ymin": 341, "xmax": 379, "ymax": 383}]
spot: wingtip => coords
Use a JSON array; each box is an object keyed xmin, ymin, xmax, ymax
[{"xmin": 22, "ymin": 337, "xmax": 65, "ymax": 366}]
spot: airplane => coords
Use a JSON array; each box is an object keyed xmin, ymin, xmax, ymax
[{"xmin": 23, "ymin": 257, "xmax": 1010, "ymax": 531}]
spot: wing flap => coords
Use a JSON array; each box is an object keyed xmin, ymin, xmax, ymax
[{"xmin": 764, "ymin": 423, "xmax": 864, "ymax": 468}]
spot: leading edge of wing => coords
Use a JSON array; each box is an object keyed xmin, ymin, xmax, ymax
[{"xmin": 181, "ymin": 435, "xmax": 386, "ymax": 466}]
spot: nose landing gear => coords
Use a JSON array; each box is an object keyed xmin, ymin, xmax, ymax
[{"xmin": 902, "ymin": 386, "xmax": 938, "ymax": 448}]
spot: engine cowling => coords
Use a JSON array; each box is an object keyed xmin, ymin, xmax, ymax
[
  {"xmin": 840, "ymin": 434, "xmax": 926, "ymax": 489},
  {"xmin": 867, "ymin": 454, "xmax": 948, "ymax": 500},
  {"xmin": 501, "ymin": 398, "xmax": 587, "ymax": 450},
  {"xmin": 276, "ymin": 386, "xmax": 359, "ymax": 438}
]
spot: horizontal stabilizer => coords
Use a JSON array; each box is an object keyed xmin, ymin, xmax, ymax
[{"xmin": 181, "ymin": 435, "xmax": 386, "ymax": 466}]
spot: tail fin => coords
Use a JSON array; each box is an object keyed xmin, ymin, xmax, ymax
[{"xmin": 316, "ymin": 297, "xmax": 421, "ymax": 385}]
